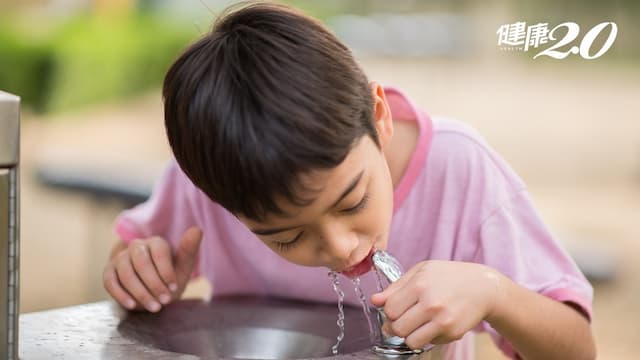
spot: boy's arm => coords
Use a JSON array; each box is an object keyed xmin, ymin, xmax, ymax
[
  {"xmin": 474, "ymin": 191, "xmax": 594, "ymax": 359},
  {"xmin": 487, "ymin": 274, "xmax": 596, "ymax": 360},
  {"xmin": 371, "ymin": 260, "xmax": 594, "ymax": 359}
]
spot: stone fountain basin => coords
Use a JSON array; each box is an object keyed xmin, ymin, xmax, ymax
[
  {"xmin": 119, "ymin": 296, "xmax": 371, "ymax": 359},
  {"xmin": 20, "ymin": 296, "xmax": 447, "ymax": 359}
]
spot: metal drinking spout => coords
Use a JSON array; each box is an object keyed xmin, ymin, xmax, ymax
[
  {"xmin": 371, "ymin": 250, "xmax": 423, "ymax": 356},
  {"xmin": 372, "ymin": 250, "xmax": 404, "ymax": 283}
]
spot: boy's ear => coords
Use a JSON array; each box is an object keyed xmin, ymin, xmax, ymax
[{"xmin": 369, "ymin": 81, "xmax": 393, "ymax": 149}]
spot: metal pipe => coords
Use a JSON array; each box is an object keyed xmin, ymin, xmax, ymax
[
  {"xmin": 371, "ymin": 250, "xmax": 424, "ymax": 356},
  {"xmin": 0, "ymin": 90, "xmax": 20, "ymax": 360}
]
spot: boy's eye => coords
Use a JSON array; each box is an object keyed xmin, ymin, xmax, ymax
[
  {"xmin": 275, "ymin": 231, "xmax": 304, "ymax": 252},
  {"xmin": 341, "ymin": 193, "xmax": 370, "ymax": 215},
  {"xmin": 271, "ymin": 193, "xmax": 370, "ymax": 252}
]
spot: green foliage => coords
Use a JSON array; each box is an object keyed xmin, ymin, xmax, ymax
[
  {"xmin": 0, "ymin": 14, "xmax": 195, "ymax": 114},
  {"xmin": 0, "ymin": 24, "xmax": 54, "ymax": 112},
  {"xmin": 46, "ymin": 15, "xmax": 193, "ymax": 113}
]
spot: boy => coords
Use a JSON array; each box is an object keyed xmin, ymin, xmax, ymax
[{"xmin": 103, "ymin": 2, "xmax": 595, "ymax": 359}]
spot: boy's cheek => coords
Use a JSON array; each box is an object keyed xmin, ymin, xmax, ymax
[
  {"xmin": 267, "ymin": 243, "xmax": 322, "ymax": 267},
  {"xmin": 374, "ymin": 233, "xmax": 390, "ymax": 251}
]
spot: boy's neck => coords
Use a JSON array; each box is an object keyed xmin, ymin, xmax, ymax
[{"xmin": 384, "ymin": 119, "xmax": 419, "ymax": 190}]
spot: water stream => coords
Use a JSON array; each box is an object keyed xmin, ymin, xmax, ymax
[
  {"xmin": 351, "ymin": 277, "xmax": 379, "ymax": 344},
  {"xmin": 328, "ymin": 271, "xmax": 346, "ymax": 355}
]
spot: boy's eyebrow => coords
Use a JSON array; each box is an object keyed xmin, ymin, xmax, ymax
[
  {"xmin": 328, "ymin": 169, "xmax": 364, "ymax": 210},
  {"xmin": 251, "ymin": 225, "xmax": 300, "ymax": 236},
  {"xmin": 250, "ymin": 170, "xmax": 365, "ymax": 236}
]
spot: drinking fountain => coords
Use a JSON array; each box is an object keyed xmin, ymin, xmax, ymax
[
  {"xmin": 116, "ymin": 296, "xmax": 449, "ymax": 359},
  {"xmin": 7, "ymin": 87, "xmax": 451, "ymax": 358},
  {"xmin": 0, "ymin": 90, "xmax": 20, "ymax": 360}
]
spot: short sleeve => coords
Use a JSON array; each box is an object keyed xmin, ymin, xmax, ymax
[
  {"xmin": 427, "ymin": 120, "xmax": 593, "ymax": 358},
  {"xmin": 475, "ymin": 190, "xmax": 593, "ymax": 358},
  {"xmin": 113, "ymin": 160, "xmax": 201, "ymax": 276}
]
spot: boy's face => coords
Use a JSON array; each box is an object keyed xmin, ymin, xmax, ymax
[{"xmin": 238, "ymin": 82, "xmax": 395, "ymax": 275}]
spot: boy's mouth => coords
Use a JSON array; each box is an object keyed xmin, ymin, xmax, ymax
[{"xmin": 340, "ymin": 248, "xmax": 375, "ymax": 278}]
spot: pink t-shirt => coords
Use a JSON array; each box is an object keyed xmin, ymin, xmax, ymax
[{"xmin": 114, "ymin": 86, "xmax": 592, "ymax": 359}]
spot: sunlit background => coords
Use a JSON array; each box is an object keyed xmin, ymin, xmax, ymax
[{"xmin": 1, "ymin": 0, "xmax": 639, "ymax": 358}]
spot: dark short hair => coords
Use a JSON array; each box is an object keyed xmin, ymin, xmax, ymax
[{"xmin": 163, "ymin": 1, "xmax": 377, "ymax": 221}]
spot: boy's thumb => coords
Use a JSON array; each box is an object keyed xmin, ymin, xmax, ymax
[
  {"xmin": 370, "ymin": 292, "xmax": 387, "ymax": 307},
  {"xmin": 175, "ymin": 227, "xmax": 203, "ymax": 281}
]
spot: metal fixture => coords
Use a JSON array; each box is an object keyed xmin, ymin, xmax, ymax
[
  {"xmin": 372, "ymin": 250, "xmax": 424, "ymax": 356},
  {"xmin": 0, "ymin": 90, "xmax": 20, "ymax": 360}
]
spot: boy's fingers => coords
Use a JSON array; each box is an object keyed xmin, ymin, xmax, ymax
[
  {"xmin": 370, "ymin": 293, "xmax": 386, "ymax": 307},
  {"xmin": 130, "ymin": 240, "xmax": 173, "ymax": 305},
  {"xmin": 405, "ymin": 321, "xmax": 440, "ymax": 349},
  {"xmin": 175, "ymin": 227, "xmax": 203, "ymax": 285},
  {"xmin": 371, "ymin": 262, "xmax": 423, "ymax": 306},
  {"xmin": 386, "ymin": 300, "xmax": 434, "ymax": 338},
  {"xmin": 103, "ymin": 264, "xmax": 137, "ymax": 310},
  {"xmin": 371, "ymin": 279, "xmax": 405, "ymax": 307},
  {"xmin": 383, "ymin": 286, "xmax": 419, "ymax": 322},
  {"xmin": 147, "ymin": 237, "xmax": 179, "ymax": 293},
  {"xmin": 115, "ymin": 255, "xmax": 162, "ymax": 313}
]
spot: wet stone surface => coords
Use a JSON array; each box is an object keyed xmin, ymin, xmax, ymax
[{"xmin": 20, "ymin": 296, "xmax": 448, "ymax": 360}]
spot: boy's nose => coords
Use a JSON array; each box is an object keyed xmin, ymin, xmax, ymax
[{"xmin": 319, "ymin": 226, "xmax": 359, "ymax": 267}]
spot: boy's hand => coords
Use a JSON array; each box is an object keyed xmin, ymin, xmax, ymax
[
  {"xmin": 103, "ymin": 227, "xmax": 203, "ymax": 312},
  {"xmin": 370, "ymin": 260, "xmax": 504, "ymax": 349}
]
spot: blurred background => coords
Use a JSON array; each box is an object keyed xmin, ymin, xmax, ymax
[{"xmin": 1, "ymin": 0, "xmax": 639, "ymax": 358}]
